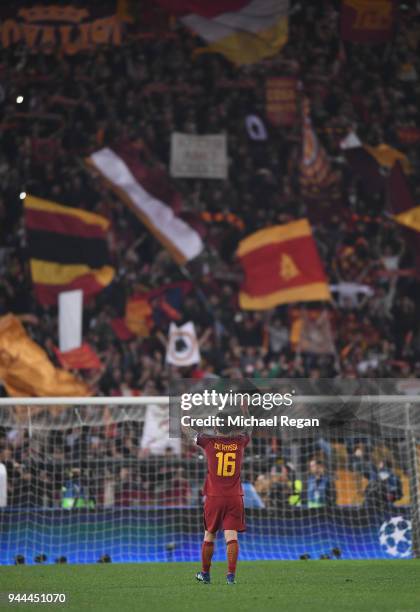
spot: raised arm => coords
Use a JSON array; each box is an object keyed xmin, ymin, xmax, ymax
[
  {"xmin": 181, "ymin": 421, "xmax": 199, "ymax": 444},
  {"xmin": 241, "ymin": 399, "xmax": 253, "ymax": 438}
]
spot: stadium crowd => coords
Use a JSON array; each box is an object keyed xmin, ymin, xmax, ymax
[
  {"xmin": 1, "ymin": 1, "xmax": 420, "ymax": 395},
  {"xmin": 0, "ymin": 2, "xmax": 419, "ymax": 506}
]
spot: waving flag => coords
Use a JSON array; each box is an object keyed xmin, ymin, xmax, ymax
[
  {"xmin": 165, "ymin": 0, "xmax": 289, "ymax": 65},
  {"xmin": 340, "ymin": 131, "xmax": 384, "ymax": 193},
  {"xmin": 54, "ymin": 344, "xmax": 102, "ymax": 370},
  {"xmin": 88, "ymin": 146, "xmax": 203, "ymax": 264},
  {"xmin": 300, "ymin": 101, "xmax": 338, "ymax": 200},
  {"xmin": 388, "ymin": 162, "xmax": 420, "ymax": 276},
  {"xmin": 289, "ymin": 309, "xmax": 335, "ymax": 355},
  {"xmin": 394, "ymin": 207, "xmax": 420, "ymax": 233},
  {"xmin": 364, "ymin": 143, "xmax": 410, "ymax": 174},
  {"xmin": 125, "ymin": 296, "xmax": 153, "ymax": 336},
  {"xmin": 24, "ymin": 195, "xmax": 114, "ymax": 306},
  {"xmin": 237, "ymin": 220, "xmax": 331, "ymax": 310},
  {"xmin": 0, "ymin": 314, "xmax": 90, "ymax": 397},
  {"xmin": 111, "ymin": 281, "xmax": 192, "ymax": 341}
]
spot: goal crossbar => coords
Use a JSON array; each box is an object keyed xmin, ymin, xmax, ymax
[{"xmin": 0, "ymin": 395, "xmax": 419, "ymax": 406}]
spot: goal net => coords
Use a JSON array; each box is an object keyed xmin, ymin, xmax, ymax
[{"xmin": 0, "ymin": 391, "xmax": 419, "ymax": 565}]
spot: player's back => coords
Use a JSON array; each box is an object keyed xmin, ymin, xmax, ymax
[{"xmin": 197, "ymin": 433, "xmax": 250, "ymax": 496}]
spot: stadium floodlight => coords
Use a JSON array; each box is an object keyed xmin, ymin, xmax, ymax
[{"xmin": 0, "ymin": 393, "xmax": 418, "ymax": 564}]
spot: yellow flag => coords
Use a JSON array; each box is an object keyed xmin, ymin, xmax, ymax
[
  {"xmin": 394, "ymin": 206, "xmax": 420, "ymax": 233},
  {"xmin": 125, "ymin": 297, "xmax": 152, "ymax": 336},
  {"xmin": 194, "ymin": 16, "xmax": 288, "ymax": 66},
  {"xmin": 0, "ymin": 314, "xmax": 90, "ymax": 397},
  {"xmin": 364, "ymin": 144, "xmax": 411, "ymax": 174}
]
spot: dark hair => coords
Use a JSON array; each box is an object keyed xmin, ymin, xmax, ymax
[{"xmin": 215, "ymin": 424, "xmax": 236, "ymax": 436}]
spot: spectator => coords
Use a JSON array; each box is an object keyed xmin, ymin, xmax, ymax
[
  {"xmin": 351, "ymin": 445, "xmax": 376, "ymax": 481},
  {"xmin": 306, "ymin": 459, "xmax": 334, "ymax": 509},
  {"xmin": 268, "ymin": 461, "xmax": 302, "ymax": 508},
  {"xmin": 376, "ymin": 460, "xmax": 403, "ymax": 505},
  {"xmin": 61, "ymin": 468, "xmax": 93, "ymax": 510}
]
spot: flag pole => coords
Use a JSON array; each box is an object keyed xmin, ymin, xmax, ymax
[
  {"xmin": 179, "ymin": 265, "xmax": 222, "ymax": 347},
  {"xmin": 323, "ymin": 305, "xmax": 341, "ymax": 375}
]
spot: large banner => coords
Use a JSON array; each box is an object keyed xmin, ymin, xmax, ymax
[
  {"xmin": 340, "ymin": 0, "xmax": 396, "ymax": 44},
  {"xmin": 170, "ymin": 133, "xmax": 228, "ymax": 179},
  {"xmin": 0, "ymin": 5, "xmax": 124, "ymax": 55},
  {"xmin": 266, "ymin": 77, "xmax": 297, "ymax": 127}
]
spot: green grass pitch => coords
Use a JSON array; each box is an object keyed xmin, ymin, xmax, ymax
[{"xmin": 1, "ymin": 560, "xmax": 419, "ymax": 612}]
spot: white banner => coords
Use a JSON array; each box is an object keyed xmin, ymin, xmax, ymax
[
  {"xmin": 141, "ymin": 404, "xmax": 180, "ymax": 455},
  {"xmin": 170, "ymin": 133, "xmax": 228, "ymax": 179},
  {"xmin": 166, "ymin": 321, "xmax": 200, "ymax": 367},
  {"xmin": 58, "ymin": 290, "xmax": 83, "ymax": 352}
]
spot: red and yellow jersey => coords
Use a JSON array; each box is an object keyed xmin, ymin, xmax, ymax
[{"xmin": 196, "ymin": 433, "xmax": 250, "ymax": 497}]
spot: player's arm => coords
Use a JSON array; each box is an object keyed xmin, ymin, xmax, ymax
[
  {"xmin": 241, "ymin": 399, "xmax": 253, "ymax": 438},
  {"xmin": 181, "ymin": 421, "xmax": 198, "ymax": 443},
  {"xmin": 181, "ymin": 421, "xmax": 208, "ymax": 448}
]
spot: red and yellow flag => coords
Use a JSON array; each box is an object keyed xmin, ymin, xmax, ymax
[
  {"xmin": 237, "ymin": 220, "xmax": 331, "ymax": 310},
  {"xmin": 125, "ymin": 296, "xmax": 153, "ymax": 336},
  {"xmin": 24, "ymin": 195, "xmax": 115, "ymax": 306},
  {"xmin": 300, "ymin": 100, "xmax": 338, "ymax": 200}
]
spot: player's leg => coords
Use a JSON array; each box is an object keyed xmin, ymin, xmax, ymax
[
  {"xmin": 224, "ymin": 529, "xmax": 239, "ymax": 584},
  {"xmin": 196, "ymin": 530, "xmax": 215, "ymax": 583},
  {"xmin": 222, "ymin": 496, "xmax": 245, "ymax": 584},
  {"xmin": 196, "ymin": 497, "xmax": 221, "ymax": 584}
]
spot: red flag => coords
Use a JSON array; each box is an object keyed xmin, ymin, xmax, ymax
[
  {"xmin": 237, "ymin": 220, "xmax": 331, "ymax": 310},
  {"xmin": 55, "ymin": 344, "xmax": 102, "ymax": 370},
  {"xmin": 341, "ymin": 0, "xmax": 396, "ymax": 44},
  {"xmin": 111, "ymin": 318, "xmax": 134, "ymax": 341},
  {"xmin": 396, "ymin": 127, "xmax": 420, "ymax": 145}
]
